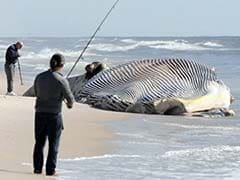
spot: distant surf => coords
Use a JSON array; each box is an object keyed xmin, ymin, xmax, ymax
[{"xmin": 89, "ymin": 39, "xmax": 225, "ymax": 52}]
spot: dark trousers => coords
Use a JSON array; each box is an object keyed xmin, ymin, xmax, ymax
[
  {"xmin": 33, "ymin": 112, "xmax": 63, "ymax": 174},
  {"xmin": 4, "ymin": 63, "xmax": 15, "ymax": 92}
]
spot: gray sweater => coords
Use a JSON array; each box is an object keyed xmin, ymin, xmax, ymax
[{"xmin": 34, "ymin": 70, "xmax": 74, "ymax": 113}]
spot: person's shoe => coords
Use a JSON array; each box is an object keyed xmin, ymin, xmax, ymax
[
  {"xmin": 46, "ymin": 171, "xmax": 57, "ymax": 176},
  {"xmin": 34, "ymin": 169, "xmax": 42, "ymax": 174},
  {"xmin": 6, "ymin": 91, "xmax": 17, "ymax": 96}
]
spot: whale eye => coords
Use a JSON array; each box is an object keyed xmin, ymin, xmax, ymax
[{"xmin": 216, "ymin": 80, "xmax": 224, "ymax": 85}]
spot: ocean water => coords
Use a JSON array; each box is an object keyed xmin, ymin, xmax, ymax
[
  {"xmin": 58, "ymin": 115, "xmax": 240, "ymax": 180},
  {"xmin": 1, "ymin": 37, "xmax": 240, "ymax": 179}
]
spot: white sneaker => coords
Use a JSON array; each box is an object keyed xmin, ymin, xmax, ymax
[{"xmin": 6, "ymin": 92, "xmax": 17, "ymax": 96}]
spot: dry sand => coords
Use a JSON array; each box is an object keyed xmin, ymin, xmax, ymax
[
  {"xmin": 0, "ymin": 72, "xmax": 29, "ymax": 96},
  {"xmin": 0, "ymin": 72, "xmax": 130, "ymax": 179}
]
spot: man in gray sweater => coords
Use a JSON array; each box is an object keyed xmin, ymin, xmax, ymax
[{"xmin": 33, "ymin": 53, "xmax": 74, "ymax": 176}]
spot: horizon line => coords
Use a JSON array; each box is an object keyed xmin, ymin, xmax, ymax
[{"xmin": 0, "ymin": 35, "xmax": 240, "ymax": 38}]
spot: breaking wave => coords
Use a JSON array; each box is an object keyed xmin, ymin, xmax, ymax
[
  {"xmin": 200, "ymin": 41, "xmax": 223, "ymax": 47},
  {"xmin": 89, "ymin": 39, "xmax": 225, "ymax": 52},
  {"xmin": 162, "ymin": 145, "xmax": 240, "ymax": 160},
  {"xmin": 21, "ymin": 48, "xmax": 99, "ymax": 60}
]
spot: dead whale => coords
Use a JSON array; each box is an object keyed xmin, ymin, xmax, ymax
[{"xmin": 68, "ymin": 59, "xmax": 234, "ymax": 117}]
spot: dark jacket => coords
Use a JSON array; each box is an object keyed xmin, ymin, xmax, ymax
[
  {"xmin": 5, "ymin": 44, "xmax": 20, "ymax": 64},
  {"xmin": 34, "ymin": 70, "xmax": 75, "ymax": 113}
]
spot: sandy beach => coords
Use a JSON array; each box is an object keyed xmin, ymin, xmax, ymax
[{"xmin": 0, "ymin": 72, "xmax": 130, "ymax": 179}]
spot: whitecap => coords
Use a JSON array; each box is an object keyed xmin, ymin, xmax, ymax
[
  {"xmin": 89, "ymin": 40, "xmax": 212, "ymax": 52},
  {"xmin": 60, "ymin": 154, "xmax": 142, "ymax": 162},
  {"xmin": 149, "ymin": 41, "xmax": 209, "ymax": 51},
  {"xmin": 164, "ymin": 123, "xmax": 240, "ymax": 131},
  {"xmin": 21, "ymin": 48, "xmax": 99, "ymax": 60},
  {"xmin": 201, "ymin": 41, "xmax": 223, "ymax": 47},
  {"xmin": 162, "ymin": 145, "xmax": 240, "ymax": 159},
  {"xmin": 120, "ymin": 38, "xmax": 137, "ymax": 43}
]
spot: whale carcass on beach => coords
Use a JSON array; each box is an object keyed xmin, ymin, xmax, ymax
[{"xmin": 68, "ymin": 58, "xmax": 234, "ymax": 116}]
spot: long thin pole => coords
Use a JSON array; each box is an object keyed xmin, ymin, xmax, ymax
[
  {"xmin": 17, "ymin": 60, "xmax": 24, "ymax": 85},
  {"xmin": 66, "ymin": 0, "xmax": 120, "ymax": 78}
]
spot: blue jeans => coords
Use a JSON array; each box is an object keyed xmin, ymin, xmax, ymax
[{"xmin": 33, "ymin": 112, "xmax": 63, "ymax": 174}]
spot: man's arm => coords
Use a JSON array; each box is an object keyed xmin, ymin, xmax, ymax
[
  {"xmin": 62, "ymin": 79, "xmax": 75, "ymax": 108},
  {"xmin": 33, "ymin": 76, "xmax": 38, "ymax": 96}
]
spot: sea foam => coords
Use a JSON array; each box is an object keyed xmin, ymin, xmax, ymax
[
  {"xmin": 60, "ymin": 154, "xmax": 142, "ymax": 162},
  {"xmin": 21, "ymin": 48, "xmax": 98, "ymax": 60},
  {"xmin": 162, "ymin": 145, "xmax": 240, "ymax": 159},
  {"xmin": 89, "ymin": 39, "xmax": 225, "ymax": 52}
]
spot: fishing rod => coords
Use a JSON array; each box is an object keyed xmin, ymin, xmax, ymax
[
  {"xmin": 66, "ymin": 0, "xmax": 120, "ymax": 78},
  {"xmin": 17, "ymin": 60, "xmax": 24, "ymax": 85}
]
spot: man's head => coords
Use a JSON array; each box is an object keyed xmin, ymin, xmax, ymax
[
  {"xmin": 50, "ymin": 53, "xmax": 65, "ymax": 72},
  {"xmin": 16, "ymin": 41, "xmax": 24, "ymax": 49}
]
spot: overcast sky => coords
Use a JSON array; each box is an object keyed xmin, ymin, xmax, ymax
[{"xmin": 0, "ymin": 0, "xmax": 239, "ymax": 37}]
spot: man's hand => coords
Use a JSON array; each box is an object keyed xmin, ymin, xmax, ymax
[
  {"xmin": 66, "ymin": 102, "xmax": 73, "ymax": 109},
  {"xmin": 64, "ymin": 99, "xmax": 73, "ymax": 109}
]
